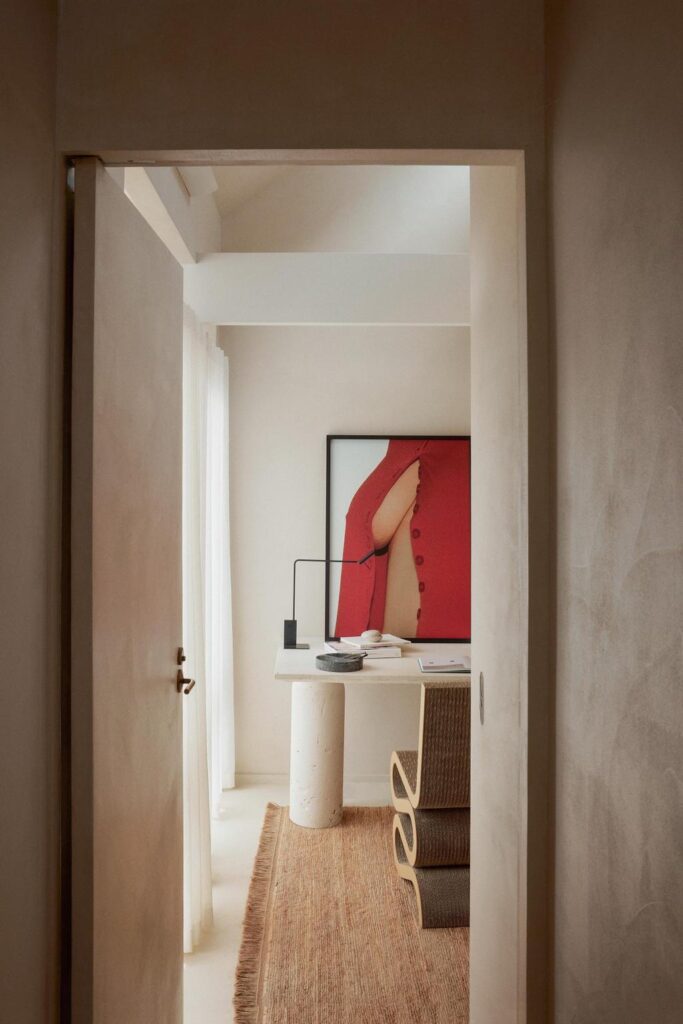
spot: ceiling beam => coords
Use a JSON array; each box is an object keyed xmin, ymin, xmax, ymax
[{"xmin": 184, "ymin": 252, "xmax": 469, "ymax": 325}]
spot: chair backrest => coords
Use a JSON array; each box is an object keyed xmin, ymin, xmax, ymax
[{"xmin": 416, "ymin": 683, "xmax": 470, "ymax": 808}]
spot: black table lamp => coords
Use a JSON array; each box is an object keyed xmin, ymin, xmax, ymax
[{"xmin": 284, "ymin": 552, "xmax": 374, "ymax": 649}]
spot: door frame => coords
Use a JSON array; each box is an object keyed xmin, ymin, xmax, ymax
[{"xmin": 66, "ymin": 147, "xmax": 551, "ymax": 1023}]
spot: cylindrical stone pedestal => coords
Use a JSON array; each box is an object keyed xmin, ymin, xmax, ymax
[{"xmin": 289, "ymin": 680, "xmax": 345, "ymax": 828}]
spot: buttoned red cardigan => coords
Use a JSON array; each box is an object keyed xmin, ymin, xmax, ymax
[{"xmin": 334, "ymin": 438, "xmax": 470, "ymax": 639}]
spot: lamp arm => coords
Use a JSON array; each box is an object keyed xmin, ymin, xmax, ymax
[{"xmin": 291, "ymin": 557, "xmax": 358, "ymax": 620}]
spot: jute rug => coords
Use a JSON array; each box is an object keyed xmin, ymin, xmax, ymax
[{"xmin": 234, "ymin": 804, "xmax": 469, "ymax": 1024}]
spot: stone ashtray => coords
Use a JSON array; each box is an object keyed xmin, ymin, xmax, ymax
[{"xmin": 315, "ymin": 652, "xmax": 366, "ymax": 672}]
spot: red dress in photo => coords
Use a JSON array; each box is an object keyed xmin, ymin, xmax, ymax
[{"xmin": 334, "ymin": 439, "xmax": 470, "ymax": 639}]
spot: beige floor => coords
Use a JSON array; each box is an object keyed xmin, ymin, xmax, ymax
[{"xmin": 183, "ymin": 776, "xmax": 389, "ymax": 1024}]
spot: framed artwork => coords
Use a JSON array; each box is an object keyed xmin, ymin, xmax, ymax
[{"xmin": 325, "ymin": 435, "xmax": 471, "ymax": 642}]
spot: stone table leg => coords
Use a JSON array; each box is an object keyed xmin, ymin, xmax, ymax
[{"xmin": 289, "ymin": 680, "xmax": 345, "ymax": 828}]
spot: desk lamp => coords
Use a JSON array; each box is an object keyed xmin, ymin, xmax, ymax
[{"xmin": 284, "ymin": 552, "xmax": 374, "ymax": 649}]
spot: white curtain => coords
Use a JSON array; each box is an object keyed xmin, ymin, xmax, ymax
[{"xmin": 182, "ymin": 305, "xmax": 235, "ymax": 954}]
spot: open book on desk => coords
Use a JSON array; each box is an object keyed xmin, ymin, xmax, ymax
[{"xmin": 418, "ymin": 655, "xmax": 471, "ymax": 673}]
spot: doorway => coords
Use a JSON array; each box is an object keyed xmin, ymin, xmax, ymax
[{"xmin": 67, "ymin": 150, "xmax": 545, "ymax": 1024}]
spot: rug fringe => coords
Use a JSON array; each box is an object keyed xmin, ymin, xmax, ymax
[{"xmin": 233, "ymin": 802, "xmax": 282, "ymax": 1024}]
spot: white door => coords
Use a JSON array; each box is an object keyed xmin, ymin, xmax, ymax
[{"xmin": 70, "ymin": 158, "xmax": 184, "ymax": 1024}]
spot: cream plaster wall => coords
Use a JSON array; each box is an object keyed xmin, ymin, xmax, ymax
[
  {"xmin": 0, "ymin": 2, "xmax": 59, "ymax": 1022},
  {"xmin": 548, "ymin": 1, "xmax": 683, "ymax": 1020},
  {"xmin": 56, "ymin": 1, "xmax": 545, "ymax": 156},
  {"xmin": 220, "ymin": 326, "xmax": 470, "ymax": 777}
]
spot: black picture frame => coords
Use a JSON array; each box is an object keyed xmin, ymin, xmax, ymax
[{"xmin": 325, "ymin": 434, "xmax": 471, "ymax": 643}]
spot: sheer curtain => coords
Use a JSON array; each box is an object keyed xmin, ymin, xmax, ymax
[{"xmin": 182, "ymin": 305, "xmax": 235, "ymax": 953}]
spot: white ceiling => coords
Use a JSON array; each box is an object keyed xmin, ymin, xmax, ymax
[
  {"xmin": 212, "ymin": 166, "xmax": 288, "ymax": 217},
  {"xmin": 209, "ymin": 165, "xmax": 470, "ymax": 254}
]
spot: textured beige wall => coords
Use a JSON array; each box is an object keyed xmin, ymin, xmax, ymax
[
  {"xmin": 2, "ymin": 3, "xmax": 549, "ymax": 1020},
  {"xmin": 56, "ymin": 1, "xmax": 545, "ymax": 155},
  {"xmin": 221, "ymin": 326, "xmax": 470, "ymax": 777},
  {"xmin": 12, "ymin": 1, "xmax": 681, "ymax": 1018},
  {"xmin": 0, "ymin": 2, "xmax": 60, "ymax": 1021},
  {"xmin": 548, "ymin": 1, "xmax": 683, "ymax": 1020}
]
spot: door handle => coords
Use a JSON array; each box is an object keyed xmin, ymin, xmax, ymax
[{"xmin": 177, "ymin": 670, "xmax": 196, "ymax": 695}]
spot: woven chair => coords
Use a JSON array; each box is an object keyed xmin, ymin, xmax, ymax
[
  {"xmin": 393, "ymin": 819, "xmax": 470, "ymax": 928},
  {"xmin": 394, "ymin": 806, "xmax": 470, "ymax": 867},
  {"xmin": 390, "ymin": 682, "xmax": 470, "ymax": 811}
]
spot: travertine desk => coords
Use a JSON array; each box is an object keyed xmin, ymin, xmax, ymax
[{"xmin": 275, "ymin": 640, "xmax": 471, "ymax": 829}]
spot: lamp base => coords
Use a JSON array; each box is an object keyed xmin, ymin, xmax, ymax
[{"xmin": 284, "ymin": 619, "xmax": 310, "ymax": 650}]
